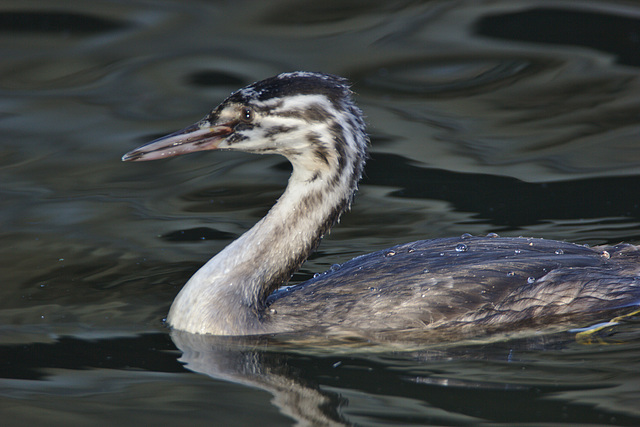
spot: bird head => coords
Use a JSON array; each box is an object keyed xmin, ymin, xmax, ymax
[{"xmin": 122, "ymin": 72, "xmax": 368, "ymax": 176}]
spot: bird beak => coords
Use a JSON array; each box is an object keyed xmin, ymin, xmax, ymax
[{"xmin": 122, "ymin": 122, "xmax": 234, "ymax": 162}]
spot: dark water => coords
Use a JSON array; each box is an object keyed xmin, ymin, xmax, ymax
[{"xmin": 2, "ymin": 0, "xmax": 640, "ymax": 425}]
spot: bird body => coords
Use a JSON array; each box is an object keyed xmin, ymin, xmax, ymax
[
  {"xmin": 123, "ymin": 72, "xmax": 640, "ymax": 337},
  {"xmin": 268, "ymin": 237, "xmax": 639, "ymax": 336}
]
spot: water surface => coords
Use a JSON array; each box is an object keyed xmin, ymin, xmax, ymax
[{"xmin": 2, "ymin": 0, "xmax": 640, "ymax": 425}]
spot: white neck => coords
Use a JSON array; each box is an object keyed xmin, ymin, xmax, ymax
[{"xmin": 166, "ymin": 103, "xmax": 367, "ymax": 335}]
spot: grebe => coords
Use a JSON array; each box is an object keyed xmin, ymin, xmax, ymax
[{"xmin": 123, "ymin": 72, "xmax": 640, "ymax": 336}]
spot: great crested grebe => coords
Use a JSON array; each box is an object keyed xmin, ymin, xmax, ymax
[{"xmin": 123, "ymin": 72, "xmax": 640, "ymax": 336}]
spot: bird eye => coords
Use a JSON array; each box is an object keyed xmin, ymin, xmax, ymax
[{"xmin": 241, "ymin": 107, "xmax": 253, "ymax": 121}]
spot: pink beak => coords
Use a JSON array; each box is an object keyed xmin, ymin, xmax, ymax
[{"xmin": 122, "ymin": 122, "xmax": 234, "ymax": 162}]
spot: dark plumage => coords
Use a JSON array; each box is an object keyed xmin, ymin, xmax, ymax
[
  {"xmin": 123, "ymin": 72, "xmax": 640, "ymax": 337},
  {"xmin": 269, "ymin": 237, "xmax": 639, "ymax": 336}
]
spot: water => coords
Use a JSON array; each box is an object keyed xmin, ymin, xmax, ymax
[{"xmin": 2, "ymin": 0, "xmax": 640, "ymax": 425}]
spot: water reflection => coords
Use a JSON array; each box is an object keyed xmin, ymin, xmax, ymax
[
  {"xmin": 2, "ymin": 326, "xmax": 640, "ymax": 424},
  {"xmin": 172, "ymin": 332, "xmax": 348, "ymax": 425},
  {"xmin": 170, "ymin": 326, "xmax": 640, "ymax": 425}
]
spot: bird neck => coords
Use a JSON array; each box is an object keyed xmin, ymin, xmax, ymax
[
  {"xmin": 166, "ymin": 91, "xmax": 369, "ymax": 335},
  {"xmin": 167, "ymin": 153, "xmax": 364, "ymax": 335}
]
